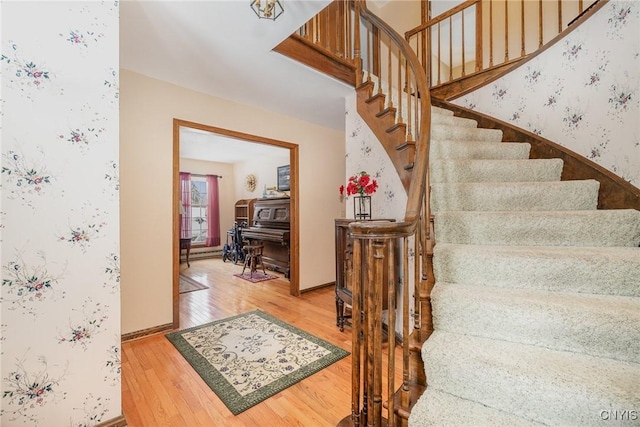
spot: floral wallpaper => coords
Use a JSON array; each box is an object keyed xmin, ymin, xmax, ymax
[
  {"xmin": 455, "ymin": 0, "xmax": 640, "ymax": 187},
  {"xmin": 344, "ymin": 94, "xmax": 415, "ymax": 334},
  {"xmin": 344, "ymin": 95, "xmax": 407, "ymax": 222},
  {"xmin": 1, "ymin": 2, "xmax": 121, "ymax": 426}
]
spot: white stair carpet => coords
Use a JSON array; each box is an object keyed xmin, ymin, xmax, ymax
[{"xmin": 408, "ymin": 106, "xmax": 640, "ymax": 427}]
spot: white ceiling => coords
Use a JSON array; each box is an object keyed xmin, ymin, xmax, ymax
[
  {"xmin": 179, "ymin": 126, "xmax": 288, "ymax": 163},
  {"xmin": 120, "ymin": 0, "xmax": 353, "ymax": 163}
]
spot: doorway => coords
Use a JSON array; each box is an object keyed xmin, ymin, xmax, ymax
[{"xmin": 172, "ymin": 118, "xmax": 300, "ymax": 329}]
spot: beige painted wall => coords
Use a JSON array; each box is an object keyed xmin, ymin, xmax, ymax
[
  {"xmin": 120, "ymin": 70, "xmax": 345, "ymax": 334},
  {"xmin": 369, "ymin": 0, "xmax": 422, "ymax": 35}
]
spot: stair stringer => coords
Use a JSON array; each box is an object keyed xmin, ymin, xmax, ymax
[{"xmin": 356, "ymin": 81, "xmax": 413, "ymax": 192}]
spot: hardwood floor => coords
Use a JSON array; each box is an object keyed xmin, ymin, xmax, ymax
[{"xmin": 122, "ymin": 257, "xmax": 373, "ymax": 426}]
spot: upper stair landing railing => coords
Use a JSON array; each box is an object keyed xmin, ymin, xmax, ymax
[
  {"xmin": 295, "ymin": 0, "xmax": 354, "ymax": 61},
  {"xmin": 406, "ymin": 0, "xmax": 600, "ymax": 91}
]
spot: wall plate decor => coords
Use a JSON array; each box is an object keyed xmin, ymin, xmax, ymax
[{"xmin": 245, "ymin": 174, "xmax": 257, "ymax": 192}]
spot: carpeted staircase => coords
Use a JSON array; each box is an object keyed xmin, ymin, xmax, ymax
[{"xmin": 408, "ymin": 106, "xmax": 640, "ymax": 426}]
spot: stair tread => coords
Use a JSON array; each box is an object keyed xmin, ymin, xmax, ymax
[
  {"xmin": 432, "ymin": 179, "xmax": 599, "ymax": 188},
  {"xmin": 430, "ymin": 158, "xmax": 563, "ymax": 183},
  {"xmin": 422, "ymin": 331, "xmax": 640, "ymax": 426},
  {"xmin": 435, "ymin": 242, "xmax": 640, "ymax": 259},
  {"xmin": 434, "ymin": 243, "xmax": 640, "ymax": 297},
  {"xmin": 430, "ymin": 140, "xmax": 532, "ymax": 160},
  {"xmin": 432, "ymin": 282, "xmax": 640, "ymax": 363},
  {"xmin": 431, "ymin": 158, "xmax": 559, "ymax": 165},
  {"xmin": 431, "ymin": 180, "xmax": 600, "ymax": 212},
  {"xmin": 431, "ymin": 124, "xmax": 504, "ymax": 142},
  {"xmin": 433, "ymin": 209, "xmax": 640, "ymax": 246}
]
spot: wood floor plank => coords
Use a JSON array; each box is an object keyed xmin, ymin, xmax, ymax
[{"xmin": 122, "ymin": 257, "xmax": 401, "ymax": 426}]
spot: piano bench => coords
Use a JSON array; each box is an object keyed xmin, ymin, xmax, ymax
[{"xmin": 242, "ymin": 245, "xmax": 266, "ymax": 278}]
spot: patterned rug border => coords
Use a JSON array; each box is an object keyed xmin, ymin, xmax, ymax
[
  {"xmin": 165, "ymin": 309, "xmax": 349, "ymax": 415},
  {"xmin": 179, "ymin": 274, "xmax": 209, "ymax": 293}
]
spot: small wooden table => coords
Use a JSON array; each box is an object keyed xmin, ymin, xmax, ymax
[
  {"xmin": 242, "ymin": 244, "xmax": 265, "ymax": 278},
  {"xmin": 180, "ymin": 238, "xmax": 192, "ymax": 267},
  {"xmin": 334, "ymin": 218, "xmax": 395, "ymax": 331}
]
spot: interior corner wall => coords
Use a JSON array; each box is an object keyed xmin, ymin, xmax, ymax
[
  {"xmin": 120, "ymin": 70, "xmax": 345, "ymax": 334},
  {"xmin": 2, "ymin": 2, "xmax": 121, "ymax": 425},
  {"xmin": 234, "ymin": 152, "xmax": 290, "ymax": 202},
  {"xmin": 369, "ymin": 0, "xmax": 422, "ymax": 35},
  {"xmin": 454, "ymin": 0, "xmax": 640, "ymax": 187},
  {"xmin": 344, "ymin": 94, "xmax": 407, "ymax": 221}
]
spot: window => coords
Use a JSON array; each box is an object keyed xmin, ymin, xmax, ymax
[
  {"xmin": 190, "ymin": 177, "xmax": 208, "ymax": 244},
  {"xmin": 180, "ymin": 172, "xmax": 221, "ymax": 247}
]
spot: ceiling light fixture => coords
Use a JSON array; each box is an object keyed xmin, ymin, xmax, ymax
[{"xmin": 250, "ymin": 0, "xmax": 284, "ymax": 21}]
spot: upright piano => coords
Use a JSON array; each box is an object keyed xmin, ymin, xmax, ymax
[{"xmin": 241, "ymin": 197, "xmax": 291, "ymax": 278}]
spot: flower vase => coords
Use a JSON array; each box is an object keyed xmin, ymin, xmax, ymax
[{"xmin": 353, "ymin": 195, "xmax": 371, "ymax": 220}]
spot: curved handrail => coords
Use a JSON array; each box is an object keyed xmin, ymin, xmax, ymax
[
  {"xmin": 349, "ymin": 2, "xmax": 431, "ymax": 239},
  {"xmin": 341, "ymin": 4, "xmax": 433, "ymax": 425}
]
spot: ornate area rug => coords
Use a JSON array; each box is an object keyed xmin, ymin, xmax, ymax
[
  {"xmin": 179, "ymin": 274, "xmax": 209, "ymax": 293},
  {"xmin": 165, "ymin": 309, "xmax": 349, "ymax": 415},
  {"xmin": 233, "ymin": 271, "xmax": 277, "ymax": 283}
]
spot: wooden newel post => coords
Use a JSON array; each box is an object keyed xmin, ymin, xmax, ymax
[
  {"xmin": 352, "ymin": 236, "xmax": 363, "ymax": 426},
  {"xmin": 370, "ymin": 239, "xmax": 386, "ymax": 427},
  {"xmin": 337, "ymin": 234, "xmax": 389, "ymax": 427},
  {"xmin": 337, "ymin": 233, "xmax": 363, "ymax": 427}
]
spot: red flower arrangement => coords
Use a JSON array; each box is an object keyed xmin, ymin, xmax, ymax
[{"xmin": 339, "ymin": 171, "xmax": 378, "ymax": 197}]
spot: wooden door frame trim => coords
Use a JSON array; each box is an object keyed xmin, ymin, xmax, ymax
[{"xmin": 172, "ymin": 119, "xmax": 300, "ymax": 329}]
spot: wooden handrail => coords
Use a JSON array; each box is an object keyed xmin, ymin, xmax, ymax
[
  {"xmin": 343, "ymin": 3, "xmax": 432, "ymax": 426},
  {"xmin": 351, "ymin": 6, "xmax": 431, "ymax": 235}
]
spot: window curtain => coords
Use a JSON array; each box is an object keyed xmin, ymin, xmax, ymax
[
  {"xmin": 205, "ymin": 174, "xmax": 221, "ymax": 247},
  {"xmin": 179, "ymin": 172, "xmax": 192, "ymax": 239}
]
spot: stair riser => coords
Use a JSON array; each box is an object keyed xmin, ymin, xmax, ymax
[
  {"xmin": 431, "ymin": 106, "xmax": 454, "ymax": 116},
  {"xmin": 430, "ymin": 141, "xmax": 531, "ymax": 160},
  {"xmin": 431, "ymin": 180, "xmax": 600, "ymax": 212},
  {"xmin": 434, "ymin": 210, "xmax": 640, "ymax": 246},
  {"xmin": 430, "ymin": 159, "xmax": 563, "ymax": 183},
  {"xmin": 431, "ymin": 114, "xmax": 478, "ymax": 128},
  {"xmin": 422, "ymin": 332, "xmax": 640, "ymax": 426},
  {"xmin": 431, "ymin": 283, "xmax": 640, "ymax": 364},
  {"xmin": 409, "ymin": 389, "xmax": 545, "ymax": 427},
  {"xmin": 431, "ymin": 124, "xmax": 503, "ymax": 142},
  {"xmin": 433, "ymin": 245, "xmax": 640, "ymax": 297}
]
